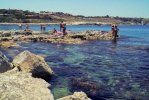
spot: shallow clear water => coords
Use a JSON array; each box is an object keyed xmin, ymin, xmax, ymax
[{"xmin": 0, "ymin": 25, "xmax": 149, "ymax": 100}]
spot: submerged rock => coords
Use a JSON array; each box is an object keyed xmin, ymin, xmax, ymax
[
  {"xmin": 57, "ymin": 91, "xmax": 91, "ymax": 100},
  {"xmin": 12, "ymin": 50, "xmax": 54, "ymax": 79},
  {"xmin": 0, "ymin": 51, "xmax": 13, "ymax": 73},
  {"xmin": 0, "ymin": 67, "xmax": 54, "ymax": 100},
  {"xmin": 69, "ymin": 78, "xmax": 112, "ymax": 100}
]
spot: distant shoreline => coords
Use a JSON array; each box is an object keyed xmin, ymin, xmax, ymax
[
  {"xmin": 0, "ymin": 22, "xmax": 145, "ymax": 26},
  {"xmin": 0, "ymin": 22, "xmax": 112, "ymax": 25},
  {"xmin": 0, "ymin": 23, "xmax": 59, "ymax": 25}
]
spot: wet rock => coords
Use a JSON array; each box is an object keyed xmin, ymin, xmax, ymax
[
  {"xmin": 57, "ymin": 91, "xmax": 91, "ymax": 100},
  {"xmin": 0, "ymin": 37, "xmax": 13, "ymax": 41},
  {"xmin": 23, "ymin": 31, "xmax": 32, "ymax": 35},
  {"xmin": 69, "ymin": 78, "xmax": 112, "ymax": 100},
  {"xmin": 12, "ymin": 50, "xmax": 54, "ymax": 79},
  {"xmin": 0, "ymin": 67, "xmax": 54, "ymax": 100},
  {"xmin": 0, "ymin": 30, "xmax": 114, "ymax": 44},
  {"xmin": 0, "ymin": 51, "xmax": 13, "ymax": 73},
  {"xmin": 44, "ymin": 37, "xmax": 86, "ymax": 44},
  {"xmin": 0, "ymin": 41, "xmax": 20, "ymax": 48},
  {"xmin": 14, "ymin": 30, "xmax": 32, "ymax": 35},
  {"xmin": 62, "ymin": 38, "xmax": 86, "ymax": 44},
  {"xmin": 71, "ymin": 35, "xmax": 87, "ymax": 40},
  {"xmin": 67, "ymin": 30, "xmax": 114, "ymax": 41},
  {"xmin": 0, "ymin": 31, "xmax": 12, "ymax": 37}
]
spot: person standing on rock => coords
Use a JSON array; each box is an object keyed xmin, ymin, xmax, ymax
[
  {"xmin": 26, "ymin": 24, "xmax": 29, "ymax": 31},
  {"xmin": 63, "ymin": 24, "xmax": 67, "ymax": 35},
  {"xmin": 40, "ymin": 24, "xmax": 43, "ymax": 32},
  {"xmin": 60, "ymin": 21, "xmax": 64, "ymax": 32},
  {"xmin": 43, "ymin": 24, "xmax": 46, "ymax": 32},
  {"xmin": 18, "ymin": 24, "xmax": 22, "ymax": 30}
]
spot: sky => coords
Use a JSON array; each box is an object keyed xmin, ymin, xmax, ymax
[{"xmin": 0, "ymin": 0, "xmax": 149, "ymax": 18}]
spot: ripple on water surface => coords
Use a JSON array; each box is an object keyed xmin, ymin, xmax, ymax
[{"xmin": 0, "ymin": 25, "xmax": 149, "ymax": 100}]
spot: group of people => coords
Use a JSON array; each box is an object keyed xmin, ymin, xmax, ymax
[
  {"xmin": 18, "ymin": 24, "xmax": 30, "ymax": 31},
  {"xmin": 18, "ymin": 23, "xmax": 46, "ymax": 32},
  {"xmin": 18, "ymin": 22, "xmax": 67, "ymax": 35},
  {"xmin": 19, "ymin": 22, "xmax": 118, "ymax": 39},
  {"xmin": 53, "ymin": 21, "xmax": 67, "ymax": 35},
  {"xmin": 111, "ymin": 24, "xmax": 119, "ymax": 39},
  {"xmin": 40, "ymin": 24, "xmax": 46, "ymax": 32}
]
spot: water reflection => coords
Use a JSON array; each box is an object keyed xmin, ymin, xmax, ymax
[{"xmin": 111, "ymin": 39, "xmax": 118, "ymax": 53}]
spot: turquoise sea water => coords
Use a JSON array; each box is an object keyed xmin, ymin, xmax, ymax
[{"xmin": 0, "ymin": 24, "xmax": 149, "ymax": 100}]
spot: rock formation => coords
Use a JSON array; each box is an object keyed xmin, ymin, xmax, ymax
[
  {"xmin": 12, "ymin": 50, "xmax": 53, "ymax": 79},
  {"xmin": 0, "ymin": 51, "xmax": 12, "ymax": 73},
  {"xmin": 70, "ymin": 78, "xmax": 112, "ymax": 100},
  {"xmin": 74, "ymin": 30, "xmax": 113, "ymax": 40},
  {"xmin": 57, "ymin": 91, "xmax": 91, "ymax": 100},
  {"xmin": 0, "ymin": 51, "xmax": 92, "ymax": 100},
  {"xmin": 0, "ymin": 30, "xmax": 114, "ymax": 45},
  {"xmin": 0, "ymin": 67, "xmax": 54, "ymax": 100},
  {"xmin": 0, "ymin": 41, "xmax": 19, "ymax": 48}
]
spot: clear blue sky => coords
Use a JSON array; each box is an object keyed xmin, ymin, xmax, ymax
[{"xmin": 0, "ymin": 0, "xmax": 149, "ymax": 18}]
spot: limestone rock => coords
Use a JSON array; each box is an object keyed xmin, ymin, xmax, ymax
[
  {"xmin": 12, "ymin": 50, "xmax": 53, "ymax": 79},
  {"xmin": 0, "ymin": 41, "xmax": 19, "ymax": 48},
  {"xmin": 0, "ymin": 51, "xmax": 12, "ymax": 73},
  {"xmin": 0, "ymin": 68, "xmax": 54, "ymax": 100},
  {"xmin": 57, "ymin": 92, "xmax": 91, "ymax": 100},
  {"xmin": 0, "ymin": 31, "xmax": 12, "ymax": 37},
  {"xmin": 77, "ymin": 30, "xmax": 113, "ymax": 40},
  {"xmin": 0, "ymin": 30, "xmax": 115, "ymax": 45}
]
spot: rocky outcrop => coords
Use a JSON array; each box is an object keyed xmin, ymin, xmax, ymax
[
  {"xmin": 0, "ymin": 31, "xmax": 12, "ymax": 37},
  {"xmin": 0, "ymin": 67, "xmax": 54, "ymax": 100},
  {"xmin": 57, "ymin": 92, "xmax": 91, "ymax": 100},
  {"xmin": 0, "ymin": 41, "xmax": 19, "ymax": 48},
  {"xmin": 0, "ymin": 30, "xmax": 114, "ymax": 45},
  {"xmin": 73, "ymin": 30, "xmax": 113, "ymax": 40},
  {"xmin": 44, "ymin": 37, "xmax": 86, "ymax": 44},
  {"xmin": 12, "ymin": 50, "xmax": 53, "ymax": 79},
  {"xmin": 0, "ymin": 51, "xmax": 12, "ymax": 73}
]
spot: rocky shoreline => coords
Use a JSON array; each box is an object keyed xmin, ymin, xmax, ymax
[
  {"xmin": 0, "ymin": 30, "xmax": 114, "ymax": 48},
  {"xmin": 0, "ymin": 50, "xmax": 91, "ymax": 100},
  {"xmin": 0, "ymin": 29, "xmax": 114, "ymax": 99}
]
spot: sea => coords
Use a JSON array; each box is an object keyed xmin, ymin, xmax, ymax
[{"xmin": 0, "ymin": 24, "xmax": 149, "ymax": 100}]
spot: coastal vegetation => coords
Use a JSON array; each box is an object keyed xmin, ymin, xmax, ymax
[{"xmin": 0, "ymin": 9, "xmax": 149, "ymax": 24}]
